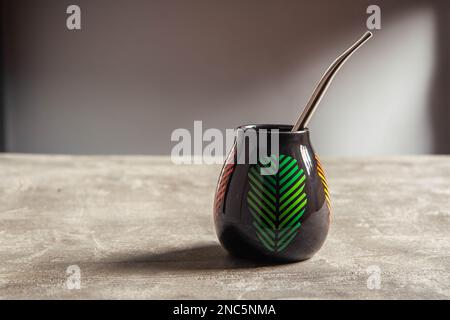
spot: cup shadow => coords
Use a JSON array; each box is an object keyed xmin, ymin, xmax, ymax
[{"xmin": 104, "ymin": 243, "xmax": 287, "ymax": 272}]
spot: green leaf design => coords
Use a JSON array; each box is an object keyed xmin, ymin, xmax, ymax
[{"xmin": 247, "ymin": 154, "xmax": 307, "ymax": 252}]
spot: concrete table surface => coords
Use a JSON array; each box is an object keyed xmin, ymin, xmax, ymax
[{"xmin": 0, "ymin": 154, "xmax": 449, "ymax": 299}]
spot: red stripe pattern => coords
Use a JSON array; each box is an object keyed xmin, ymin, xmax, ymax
[{"xmin": 214, "ymin": 148, "xmax": 236, "ymax": 215}]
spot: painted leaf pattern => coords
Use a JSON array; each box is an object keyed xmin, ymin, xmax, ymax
[{"xmin": 247, "ymin": 154, "xmax": 307, "ymax": 252}]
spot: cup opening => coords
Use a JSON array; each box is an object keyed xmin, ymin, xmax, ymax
[{"xmin": 239, "ymin": 124, "xmax": 309, "ymax": 134}]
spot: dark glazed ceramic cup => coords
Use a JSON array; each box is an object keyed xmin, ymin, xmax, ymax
[{"xmin": 213, "ymin": 124, "xmax": 331, "ymax": 262}]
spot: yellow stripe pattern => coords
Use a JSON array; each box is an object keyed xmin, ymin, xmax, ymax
[{"xmin": 315, "ymin": 154, "xmax": 331, "ymax": 216}]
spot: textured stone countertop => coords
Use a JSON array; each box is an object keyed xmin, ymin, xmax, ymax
[{"xmin": 0, "ymin": 154, "xmax": 449, "ymax": 299}]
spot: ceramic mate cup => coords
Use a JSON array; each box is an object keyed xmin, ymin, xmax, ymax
[{"xmin": 213, "ymin": 124, "xmax": 331, "ymax": 262}]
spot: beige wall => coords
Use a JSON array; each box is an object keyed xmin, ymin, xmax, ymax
[{"xmin": 3, "ymin": 0, "xmax": 449, "ymax": 155}]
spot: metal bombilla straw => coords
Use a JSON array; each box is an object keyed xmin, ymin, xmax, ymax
[{"xmin": 292, "ymin": 31, "xmax": 373, "ymax": 132}]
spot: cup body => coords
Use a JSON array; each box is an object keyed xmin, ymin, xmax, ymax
[{"xmin": 213, "ymin": 124, "xmax": 331, "ymax": 262}]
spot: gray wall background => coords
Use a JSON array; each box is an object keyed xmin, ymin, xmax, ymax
[{"xmin": 2, "ymin": 0, "xmax": 449, "ymax": 156}]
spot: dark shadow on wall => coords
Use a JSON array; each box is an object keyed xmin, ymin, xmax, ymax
[
  {"xmin": 0, "ymin": 0, "xmax": 407, "ymax": 154},
  {"xmin": 1, "ymin": 0, "xmax": 447, "ymax": 154},
  {"xmin": 429, "ymin": 0, "xmax": 450, "ymax": 154},
  {"xmin": 0, "ymin": 1, "xmax": 5, "ymax": 151}
]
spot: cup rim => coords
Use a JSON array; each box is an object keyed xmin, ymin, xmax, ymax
[{"xmin": 237, "ymin": 124, "xmax": 309, "ymax": 134}]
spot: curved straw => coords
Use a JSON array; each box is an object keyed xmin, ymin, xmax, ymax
[{"xmin": 292, "ymin": 31, "xmax": 372, "ymax": 132}]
